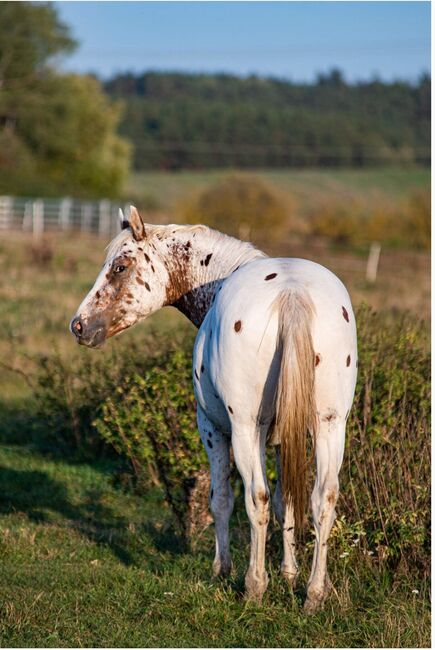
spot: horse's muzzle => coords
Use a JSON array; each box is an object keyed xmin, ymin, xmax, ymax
[{"xmin": 70, "ymin": 315, "xmax": 107, "ymax": 348}]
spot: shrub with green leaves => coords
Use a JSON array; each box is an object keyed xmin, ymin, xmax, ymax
[
  {"xmin": 94, "ymin": 347, "xmax": 209, "ymax": 539},
  {"xmin": 31, "ymin": 330, "xmax": 194, "ymax": 457},
  {"xmin": 341, "ymin": 306, "xmax": 430, "ymax": 573}
]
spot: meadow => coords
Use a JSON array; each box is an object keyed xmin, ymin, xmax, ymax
[
  {"xmin": 0, "ymin": 167, "xmax": 430, "ymax": 647},
  {"xmin": 127, "ymin": 167, "xmax": 430, "ymax": 215}
]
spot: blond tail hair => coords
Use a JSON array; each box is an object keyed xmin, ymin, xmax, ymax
[{"xmin": 274, "ymin": 289, "xmax": 317, "ymax": 534}]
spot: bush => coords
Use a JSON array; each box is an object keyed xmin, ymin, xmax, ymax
[
  {"xmin": 32, "ymin": 330, "xmax": 210, "ymax": 542},
  {"xmin": 341, "ymin": 306, "xmax": 430, "ymax": 573},
  {"xmin": 181, "ymin": 174, "xmax": 291, "ymax": 244},
  {"xmin": 32, "ymin": 331, "xmax": 191, "ymax": 457},
  {"xmin": 31, "ymin": 307, "xmax": 429, "ymax": 568},
  {"xmin": 403, "ymin": 188, "xmax": 430, "ymax": 250},
  {"xmin": 94, "ymin": 346, "xmax": 210, "ymax": 542},
  {"xmin": 309, "ymin": 197, "xmax": 360, "ymax": 245},
  {"xmin": 307, "ymin": 189, "xmax": 430, "ymax": 250}
]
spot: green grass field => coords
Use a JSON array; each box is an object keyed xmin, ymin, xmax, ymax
[{"xmin": 0, "ymin": 444, "xmax": 430, "ymax": 647}]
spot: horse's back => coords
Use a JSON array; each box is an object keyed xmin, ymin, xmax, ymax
[{"xmin": 193, "ymin": 257, "xmax": 357, "ymax": 432}]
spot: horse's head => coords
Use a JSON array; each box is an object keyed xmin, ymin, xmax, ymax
[{"xmin": 70, "ymin": 206, "xmax": 168, "ymax": 348}]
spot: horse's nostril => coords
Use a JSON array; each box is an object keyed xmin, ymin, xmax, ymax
[{"xmin": 71, "ymin": 317, "xmax": 83, "ymax": 338}]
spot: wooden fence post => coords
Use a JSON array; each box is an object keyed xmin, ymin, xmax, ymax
[
  {"xmin": 0, "ymin": 196, "xmax": 12, "ymax": 229},
  {"xmin": 98, "ymin": 200, "xmax": 111, "ymax": 238},
  {"xmin": 59, "ymin": 198, "xmax": 72, "ymax": 231},
  {"xmin": 32, "ymin": 200, "xmax": 44, "ymax": 240},
  {"xmin": 23, "ymin": 201, "xmax": 33, "ymax": 231},
  {"xmin": 366, "ymin": 242, "xmax": 381, "ymax": 283}
]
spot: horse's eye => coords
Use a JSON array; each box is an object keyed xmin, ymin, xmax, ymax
[{"xmin": 115, "ymin": 264, "xmax": 126, "ymax": 273}]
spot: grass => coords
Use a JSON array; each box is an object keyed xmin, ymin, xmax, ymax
[{"xmin": 0, "ymin": 445, "xmax": 430, "ymax": 647}]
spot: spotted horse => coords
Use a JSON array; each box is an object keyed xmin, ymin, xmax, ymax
[{"xmin": 70, "ymin": 206, "xmax": 357, "ymax": 613}]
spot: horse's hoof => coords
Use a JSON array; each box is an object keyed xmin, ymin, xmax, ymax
[
  {"xmin": 303, "ymin": 594, "xmax": 325, "ymax": 615},
  {"xmin": 281, "ymin": 569, "xmax": 298, "ymax": 589},
  {"xmin": 303, "ymin": 576, "xmax": 332, "ymax": 614},
  {"xmin": 245, "ymin": 569, "xmax": 268, "ymax": 603},
  {"xmin": 212, "ymin": 559, "xmax": 232, "ymax": 579},
  {"xmin": 245, "ymin": 590, "xmax": 264, "ymax": 605}
]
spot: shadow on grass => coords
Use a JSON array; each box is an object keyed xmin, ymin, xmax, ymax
[
  {"xmin": 0, "ymin": 399, "xmax": 195, "ymax": 570},
  {"xmin": 141, "ymin": 520, "xmax": 188, "ymax": 556},
  {"xmin": 0, "ymin": 465, "xmax": 134, "ymax": 565}
]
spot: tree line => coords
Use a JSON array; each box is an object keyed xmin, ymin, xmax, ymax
[
  {"xmin": 0, "ymin": 2, "xmax": 430, "ymax": 198},
  {"xmin": 105, "ymin": 70, "xmax": 430, "ymax": 170}
]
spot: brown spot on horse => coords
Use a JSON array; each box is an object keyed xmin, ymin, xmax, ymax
[
  {"xmin": 322, "ymin": 409, "xmax": 338, "ymax": 423},
  {"xmin": 234, "ymin": 320, "xmax": 242, "ymax": 332},
  {"xmin": 265, "ymin": 273, "xmax": 277, "ymax": 281},
  {"xmin": 327, "ymin": 490, "xmax": 337, "ymax": 504},
  {"xmin": 346, "ymin": 354, "xmax": 351, "ymax": 367},
  {"xmin": 257, "ymin": 491, "xmax": 269, "ymax": 505},
  {"xmin": 342, "ymin": 306, "xmax": 349, "ymax": 322}
]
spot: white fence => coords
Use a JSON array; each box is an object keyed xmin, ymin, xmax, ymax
[{"xmin": 0, "ymin": 196, "xmax": 128, "ymax": 238}]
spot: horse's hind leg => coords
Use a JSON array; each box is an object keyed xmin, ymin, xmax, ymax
[
  {"xmin": 197, "ymin": 407, "xmax": 234, "ymax": 578},
  {"xmin": 304, "ymin": 415, "xmax": 346, "ymax": 614},
  {"xmin": 272, "ymin": 446, "xmax": 298, "ymax": 587},
  {"xmin": 232, "ymin": 426, "xmax": 270, "ymax": 602}
]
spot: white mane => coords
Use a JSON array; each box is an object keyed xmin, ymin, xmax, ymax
[{"xmin": 105, "ymin": 222, "xmax": 265, "ymax": 270}]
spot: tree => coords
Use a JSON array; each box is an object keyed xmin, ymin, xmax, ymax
[{"xmin": 0, "ymin": 2, "xmax": 130, "ymax": 197}]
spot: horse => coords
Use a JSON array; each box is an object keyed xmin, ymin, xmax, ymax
[{"xmin": 70, "ymin": 206, "xmax": 357, "ymax": 613}]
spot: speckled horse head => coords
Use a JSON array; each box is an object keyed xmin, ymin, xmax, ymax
[{"xmin": 70, "ymin": 205, "xmax": 263, "ymax": 347}]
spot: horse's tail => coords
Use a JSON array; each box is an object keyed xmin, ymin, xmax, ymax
[{"xmin": 274, "ymin": 288, "xmax": 317, "ymax": 535}]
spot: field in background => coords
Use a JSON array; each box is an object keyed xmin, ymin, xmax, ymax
[{"xmin": 127, "ymin": 166, "xmax": 430, "ymax": 215}]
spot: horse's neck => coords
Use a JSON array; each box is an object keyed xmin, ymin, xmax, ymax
[{"xmin": 160, "ymin": 225, "xmax": 265, "ymax": 327}]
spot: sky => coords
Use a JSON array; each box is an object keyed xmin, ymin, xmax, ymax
[{"xmin": 55, "ymin": 1, "xmax": 431, "ymax": 83}]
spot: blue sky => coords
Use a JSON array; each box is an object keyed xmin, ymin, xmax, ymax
[{"xmin": 56, "ymin": 1, "xmax": 430, "ymax": 82}]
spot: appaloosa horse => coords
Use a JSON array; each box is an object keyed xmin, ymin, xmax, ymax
[{"xmin": 70, "ymin": 206, "xmax": 357, "ymax": 612}]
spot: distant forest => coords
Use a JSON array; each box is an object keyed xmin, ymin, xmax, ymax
[{"xmin": 105, "ymin": 70, "xmax": 430, "ymax": 170}]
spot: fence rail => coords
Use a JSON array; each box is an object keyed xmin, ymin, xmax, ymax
[{"xmin": 0, "ymin": 196, "xmax": 128, "ymax": 238}]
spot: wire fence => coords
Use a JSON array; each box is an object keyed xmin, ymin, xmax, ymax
[{"xmin": 0, "ymin": 196, "xmax": 127, "ymax": 239}]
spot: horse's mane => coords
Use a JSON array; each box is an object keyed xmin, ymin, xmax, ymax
[{"xmin": 105, "ymin": 222, "xmax": 264, "ymax": 265}]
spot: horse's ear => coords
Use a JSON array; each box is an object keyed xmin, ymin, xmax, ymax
[
  {"xmin": 129, "ymin": 205, "xmax": 146, "ymax": 241},
  {"xmin": 119, "ymin": 209, "xmax": 129, "ymax": 230}
]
